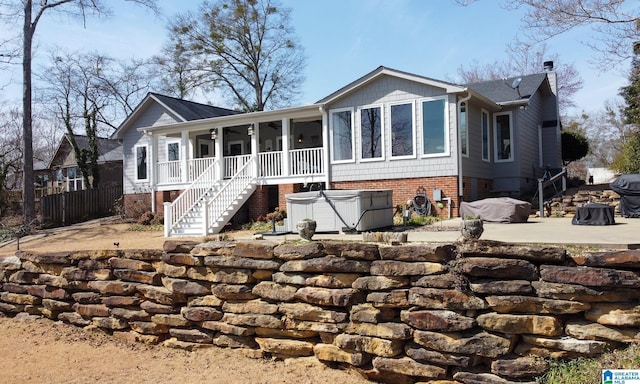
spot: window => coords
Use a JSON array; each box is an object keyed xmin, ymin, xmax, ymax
[
  {"xmin": 360, "ymin": 105, "xmax": 383, "ymax": 160},
  {"xmin": 136, "ymin": 145, "xmax": 148, "ymax": 181},
  {"xmin": 460, "ymin": 102, "xmax": 468, "ymax": 157},
  {"xmin": 330, "ymin": 108, "xmax": 354, "ymax": 162},
  {"xmin": 422, "ymin": 97, "xmax": 448, "ymax": 156},
  {"xmin": 167, "ymin": 141, "xmax": 180, "ymax": 161},
  {"xmin": 481, "ymin": 109, "xmax": 490, "ymax": 161},
  {"xmin": 66, "ymin": 167, "xmax": 83, "ymax": 191},
  {"xmin": 390, "ymin": 102, "xmax": 414, "ymax": 158},
  {"xmin": 494, "ymin": 112, "xmax": 513, "ymax": 162}
]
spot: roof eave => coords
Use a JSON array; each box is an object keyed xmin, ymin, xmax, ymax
[{"xmin": 138, "ymin": 103, "xmax": 324, "ymax": 135}]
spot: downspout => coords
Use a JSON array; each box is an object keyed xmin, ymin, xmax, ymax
[
  {"xmin": 319, "ymin": 105, "xmax": 330, "ymax": 188},
  {"xmin": 456, "ymin": 91, "xmax": 472, "ymax": 212}
]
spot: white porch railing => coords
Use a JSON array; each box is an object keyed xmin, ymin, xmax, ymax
[
  {"xmin": 224, "ymin": 154, "xmax": 251, "ymax": 179},
  {"xmin": 158, "ymin": 148, "xmax": 324, "ymax": 185},
  {"xmin": 158, "ymin": 160, "xmax": 181, "ymax": 184},
  {"xmin": 164, "ymin": 158, "xmax": 221, "ymax": 236},
  {"xmin": 258, "ymin": 151, "xmax": 283, "ymax": 177},
  {"xmin": 189, "ymin": 157, "xmax": 216, "ymax": 181},
  {"xmin": 158, "ymin": 157, "xmax": 217, "ymax": 184},
  {"xmin": 289, "ymin": 148, "xmax": 323, "ymax": 176},
  {"xmin": 205, "ymin": 156, "xmax": 257, "ymax": 232}
]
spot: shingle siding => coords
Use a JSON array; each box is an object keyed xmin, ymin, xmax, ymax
[
  {"xmin": 122, "ymin": 103, "xmax": 182, "ymax": 195},
  {"xmin": 327, "ymin": 76, "xmax": 458, "ymax": 184}
]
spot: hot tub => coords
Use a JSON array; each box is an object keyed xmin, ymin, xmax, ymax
[{"xmin": 285, "ymin": 189, "xmax": 393, "ymax": 232}]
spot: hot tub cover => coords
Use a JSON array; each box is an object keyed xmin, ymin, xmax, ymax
[
  {"xmin": 610, "ymin": 174, "xmax": 640, "ymax": 218},
  {"xmin": 460, "ymin": 197, "xmax": 531, "ymax": 223}
]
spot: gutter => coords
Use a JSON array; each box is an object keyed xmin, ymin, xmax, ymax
[{"xmin": 457, "ymin": 90, "xmax": 472, "ymax": 209}]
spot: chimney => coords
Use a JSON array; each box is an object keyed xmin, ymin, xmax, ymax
[{"xmin": 543, "ymin": 60, "xmax": 554, "ymax": 72}]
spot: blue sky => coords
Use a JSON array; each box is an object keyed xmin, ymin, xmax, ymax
[{"xmin": 0, "ymin": 0, "xmax": 634, "ymax": 115}]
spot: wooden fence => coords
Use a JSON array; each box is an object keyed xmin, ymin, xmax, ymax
[{"xmin": 40, "ymin": 185, "xmax": 123, "ymax": 227}]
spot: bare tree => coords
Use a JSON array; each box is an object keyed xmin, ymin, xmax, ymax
[
  {"xmin": 168, "ymin": 0, "xmax": 306, "ymax": 111},
  {"xmin": 455, "ymin": 0, "xmax": 640, "ymax": 68},
  {"xmin": 456, "ymin": 44, "xmax": 583, "ymax": 113},
  {"xmin": 150, "ymin": 37, "xmax": 212, "ymax": 99},
  {"xmin": 0, "ymin": 106, "xmax": 25, "ymax": 210},
  {"xmin": 39, "ymin": 50, "xmax": 153, "ymax": 188},
  {"xmin": 0, "ymin": 0, "xmax": 158, "ymax": 227}
]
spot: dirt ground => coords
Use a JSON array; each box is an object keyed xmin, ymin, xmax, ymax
[
  {"xmin": 0, "ymin": 316, "xmax": 370, "ymax": 384},
  {"xmin": 0, "ymin": 218, "xmax": 371, "ymax": 384},
  {"xmin": 0, "ymin": 217, "xmax": 229, "ymax": 256}
]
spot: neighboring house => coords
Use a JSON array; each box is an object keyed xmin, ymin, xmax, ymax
[
  {"xmin": 38, "ymin": 133, "xmax": 123, "ymax": 195},
  {"xmin": 113, "ymin": 63, "xmax": 562, "ymax": 236}
]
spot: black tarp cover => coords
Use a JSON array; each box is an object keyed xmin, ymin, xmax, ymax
[
  {"xmin": 610, "ymin": 174, "xmax": 640, "ymax": 218},
  {"xmin": 459, "ymin": 197, "xmax": 531, "ymax": 223},
  {"xmin": 571, "ymin": 203, "xmax": 615, "ymax": 225}
]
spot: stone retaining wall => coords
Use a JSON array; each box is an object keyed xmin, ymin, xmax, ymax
[
  {"xmin": 551, "ymin": 189, "xmax": 620, "ymax": 216},
  {"xmin": 1, "ymin": 240, "xmax": 639, "ymax": 383}
]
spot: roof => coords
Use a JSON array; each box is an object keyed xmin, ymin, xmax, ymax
[
  {"xmin": 149, "ymin": 93, "xmax": 239, "ymax": 121},
  {"xmin": 112, "ymin": 92, "xmax": 239, "ymax": 139},
  {"xmin": 47, "ymin": 134, "xmax": 123, "ymax": 169},
  {"xmin": 465, "ymin": 73, "xmax": 549, "ymax": 105}
]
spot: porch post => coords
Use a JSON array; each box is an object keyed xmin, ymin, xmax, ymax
[
  {"xmin": 214, "ymin": 127, "xmax": 224, "ymax": 180},
  {"xmin": 150, "ymin": 133, "xmax": 158, "ymax": 212},
  {"xmin": 320, "ymin": 106, "xmax": 330, "ymax": 185},
  {"xmin": 251, "ymin": 122, "xmax": 259, "ymax": 176},
  {"xmin": 281, "ymin": 118, "xmax": 290, "ymax": 176},
  {"xmin": 180, "ymin": 130, "xmax": 189, "ymax": 183}
]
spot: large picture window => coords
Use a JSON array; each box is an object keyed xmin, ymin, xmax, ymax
[
  {"xmin": 136, "ymin": 145, "xmax": 148, "ymax": 181},
  {"xmin": 390, "ymin": 102, "xmax": 414, "ymax": 158},
  {"xmin": 422, "ymin": 98, "xmax": 448, "ymax": 156},
  {"xmin": 494, "ymin": 112, "xmax": 513, "ymax": 162},
  {"xmin": 360, "ymin": 105, "xmax": 383, "ymax": 160},
  {"xmin": 330, "ymin": 109, "xmax": 354, "ymax": 162},
  {"xmin": 481, "ymin": 110, "xmax": 490, "ymax": 161}
]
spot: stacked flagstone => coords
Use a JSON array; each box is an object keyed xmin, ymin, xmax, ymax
[
  {"xmin": 1, "ymin": 239, "xmax": 640, "ymax": 383},
  {"xmin": 550, "ymin": 189, "xmax": 620, "ymax": 216}
]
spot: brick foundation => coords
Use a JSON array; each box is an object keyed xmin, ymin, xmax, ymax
[{"xmin": 330, "ymin": 176, "xmax": 461, "ymax": 218}]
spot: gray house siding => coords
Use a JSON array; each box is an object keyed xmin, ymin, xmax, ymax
[
  {"xmin": 461, "ymin": 103, "xmax": 493, "ymax": 179},
  {"xmin": 122, "ymin": 103, "xmax": 183, "ymax": 195},
  {"xmin": 326, "ymin": 75, "xmax": 459, "ymax": 183}
]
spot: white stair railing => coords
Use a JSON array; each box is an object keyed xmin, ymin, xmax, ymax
[
  {"xmin": 205, "ymin": 156, "xmax": 257, "ymax": 231},
  {"xmin": 165, "ymin": 158, "xmax": 220, "ymax": 236}
]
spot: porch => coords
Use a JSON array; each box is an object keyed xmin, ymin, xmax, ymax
[
  {"xmin": 155, "ymin": 147, "xmax": 326, "ymax": 188},
  {"xmin": 140, "ymin": 108, "xmax": 327, "ymax": 237}
]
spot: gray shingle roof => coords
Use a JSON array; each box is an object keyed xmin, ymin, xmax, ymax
[
  {"xmin": 466, "ymin": 73, "xmax": 548, "ymax": 104},
  {"xmin": 68, "ymin": 134, "xmax": 123, "ymax": 163},
  {"xmin": 150, "ymin": 93, "xmax": 239, "ymax": 121}
]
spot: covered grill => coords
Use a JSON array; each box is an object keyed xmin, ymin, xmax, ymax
[{"xmin": 610, "ymin": 174, "xmax": 640, "ymax": 218}]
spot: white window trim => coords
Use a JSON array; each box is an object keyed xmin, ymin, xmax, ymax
[
  {"xmin": 166, "ymin": 138, "xmax": 181, "ymax": 162},
  {"xmin": 419, "ymin": 96, "xmax": 450, "ymax": 158},
  {"xmin": 329, "ymin": 107, "xmax": 355, "ymax": 164},
  {"xmin": 135, "ymin": 144, "xmax": 149, "ymax": 182},
  {"xmin": 493, "ymin": 111, "xmax": 514, "ymax": 163},
  {"xmin": 481, "ymin": 109, "xmax": 490, "ymax": 162},
  {"xmin": 358, "ymin": 103, "xmax": 385, "ymax": 163},
  {"xmin": 460, "ymin": 102, "xmax": 469, "ymax": 158},
  {"xmin": 389, "ymin": 101, "xmax": 416, "ymax": 160}
]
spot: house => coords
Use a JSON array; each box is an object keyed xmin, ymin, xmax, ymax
[
  {"xmin": 38, "ymin": 133, "xmax": 124, "ymax": 195},
  {"xmin": 113, "ymin": 63, "xmax": 562, "ymax": 236}
]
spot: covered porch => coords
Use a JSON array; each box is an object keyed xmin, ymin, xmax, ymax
[{"xmin": 144, "ymin": 104, "xmax": 327, "ymax": 190}]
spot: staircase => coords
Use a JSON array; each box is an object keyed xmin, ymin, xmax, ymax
[{"xmin": 164, "ymin": 157, "xmax": 257, "ymax": 237}]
